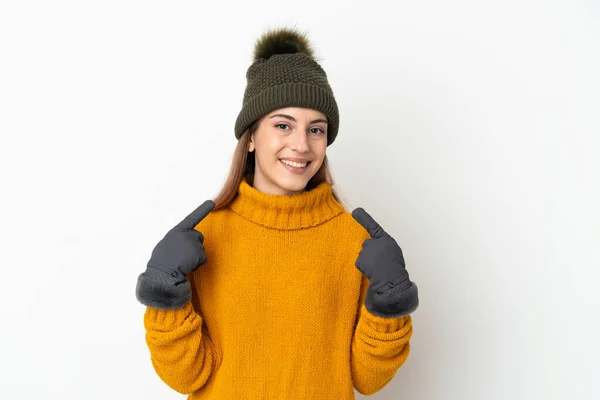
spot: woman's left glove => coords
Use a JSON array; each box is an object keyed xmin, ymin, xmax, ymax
[{"xmin": 352, "ymin": 208, "xmax": 419, "ymax": 318}]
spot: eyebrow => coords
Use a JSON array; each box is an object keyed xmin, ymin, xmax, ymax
[{"xmin": 269, "ymin": 114, "xmax": 328, "ymax": 125}]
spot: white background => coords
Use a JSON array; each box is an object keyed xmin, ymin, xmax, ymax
[{"xmin": 1, "ymin": 1, "xmax": 599, "ymax": 399}]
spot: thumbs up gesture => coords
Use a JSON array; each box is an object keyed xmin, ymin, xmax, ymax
[
  {"xmin": 136, "ymin": 200, "xmax": 215, "ymax": 310},
  {"xmin": 352, "ymin": 208, "xmax": 419, "ymax": 317}
]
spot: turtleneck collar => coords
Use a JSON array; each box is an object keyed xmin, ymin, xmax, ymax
[{"xmin": 229, "ymin": 178, "xmax": 345, "ymax": 230}]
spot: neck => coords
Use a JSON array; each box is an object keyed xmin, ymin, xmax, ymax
[{"xmin": 229, "ymin": 177, "xmax": 345, "ymax": 230}]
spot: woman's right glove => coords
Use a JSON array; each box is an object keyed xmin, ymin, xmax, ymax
[{"xmin": 135, "ymin": 200, "xmax": 215, "ymax": 310}]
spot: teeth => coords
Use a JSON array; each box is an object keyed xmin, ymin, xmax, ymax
[{"xmin": 280, "ymin": 159, "xmax": 308, "ymax": 168}]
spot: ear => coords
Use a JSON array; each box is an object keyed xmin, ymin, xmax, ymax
[{"xmin": 248, "ymin": 134, "xmax": 255, "ymax": 152}]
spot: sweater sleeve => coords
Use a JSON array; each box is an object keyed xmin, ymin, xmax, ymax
[
  {"xmin": 143, "ymin": 273, "xmax": 221, "ymax": 394},
  {"xmin": 350, "ymin": 275, "xmax": 413, "ymax": 396}
]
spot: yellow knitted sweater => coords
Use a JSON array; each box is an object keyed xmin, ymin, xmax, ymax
[{"xmin": 143, "ymin": 179, "xmax": 413, "ymax": 399}]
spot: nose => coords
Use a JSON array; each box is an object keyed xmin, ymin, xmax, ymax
[{"xmin": 289, "ymin": 130, "xmax": 310, "ymax": 153}]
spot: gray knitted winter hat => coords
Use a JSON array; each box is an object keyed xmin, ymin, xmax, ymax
[{"xmin": 234, "ymin": 27, "xmax": 339, "ymax": 146}]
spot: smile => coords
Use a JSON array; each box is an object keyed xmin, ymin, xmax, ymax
[{"xmin": 279, "ymin": 159, "xmax": 309, "ymax": 168}]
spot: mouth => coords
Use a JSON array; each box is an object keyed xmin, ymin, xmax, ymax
[
  {"xmin": 279, "ymin": 159, "xmax": 311, "ymax": 168},
  {"xmin": 279, "ymin": 158, "xmax": 311, "ymax": 174}
]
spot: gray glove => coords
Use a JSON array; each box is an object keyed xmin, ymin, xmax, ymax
[
  {"xmin": 352, "ymin": 207, "xmax": 419, "ymax": 318},
  {"xmin": 135, "ymin": 200, "xmax": 214, "ymax": 310}
]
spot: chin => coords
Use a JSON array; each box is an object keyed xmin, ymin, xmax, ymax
[
  {"xmin": 278, "ymin": 177, "xmax": 309, "ymax": 192},
  {"xmin": 274, "ymin": 174, "xmax": 315, "ymax": 194}
]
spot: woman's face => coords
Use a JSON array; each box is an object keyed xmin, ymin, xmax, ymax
[{"xmin": 249, "ymin": 107, "xmax": 328, "ymax": 196}]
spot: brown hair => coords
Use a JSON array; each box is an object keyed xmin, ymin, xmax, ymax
[{"xmin": 212, "ymin": 118, "xmax": 342, "ymax": 211}]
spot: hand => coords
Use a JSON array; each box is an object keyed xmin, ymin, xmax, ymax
[
  {"xmin": 352, "ymin": 207, "xmax": 418, "ymax": 317},
  {"xmin": 136, "ymin": 200, "xmax": 215, "ymax": 310}
]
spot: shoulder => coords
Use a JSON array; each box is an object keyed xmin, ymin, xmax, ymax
[
  {"xmin": 193, "ymin": 205, "xmax": 229, "ymax": 234},
  {"xmin": 333, "ymin": 209, "xmax": 371, "ymax": 242}
]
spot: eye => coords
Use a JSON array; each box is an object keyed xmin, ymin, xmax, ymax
[
  {"xmin": 276, "ymin": 123, "xmax": 290, "ymax": 130},
  {"xmin": 310, "ymin": 127, "xmax": 326, "ymax": 135}
]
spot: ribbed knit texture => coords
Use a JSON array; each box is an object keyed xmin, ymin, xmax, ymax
[
  {"xmin": 234, "ymin": 53, "xmax": 340, "ymax": 146},
  {"xmin": 143, "ymin": 180, "xmax": 413, "ymax": 399}
]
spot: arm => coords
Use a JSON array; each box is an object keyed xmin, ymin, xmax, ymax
[
  {"xmin": 143, "ymin": 273, "xmax": 221, "ymax": 394},
  {"xmin": 350, "ymin": 275, "xmax": 413, "ymax": 396},
  {"xmin": 136, "ymin": 200, "xmax": 220, "ymax": 394}
]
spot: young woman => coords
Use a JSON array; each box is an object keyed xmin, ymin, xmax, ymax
[{"xmin": 136, "ymin": 27, "xmax": 419, "ymax": 399}]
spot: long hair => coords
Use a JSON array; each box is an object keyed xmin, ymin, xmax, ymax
[{"xmin": 212, "ymin": 118, "xmax": 342, "ymax": 210}]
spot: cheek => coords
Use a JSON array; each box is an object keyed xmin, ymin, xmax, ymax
[
  {"xmin": 311, "ymin": 153, "xmax": 327, "ymax": 170},
  {"xmin": 313, "ymin": 143, "xmax": 327, "ymax": 161},
  {"xmin": 255, "ymin": 140, "xmax": 284, "ymax": 163},
  {"xmin": 267, "ymin": 138, "xmax": 286, "ymax": 158}
]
